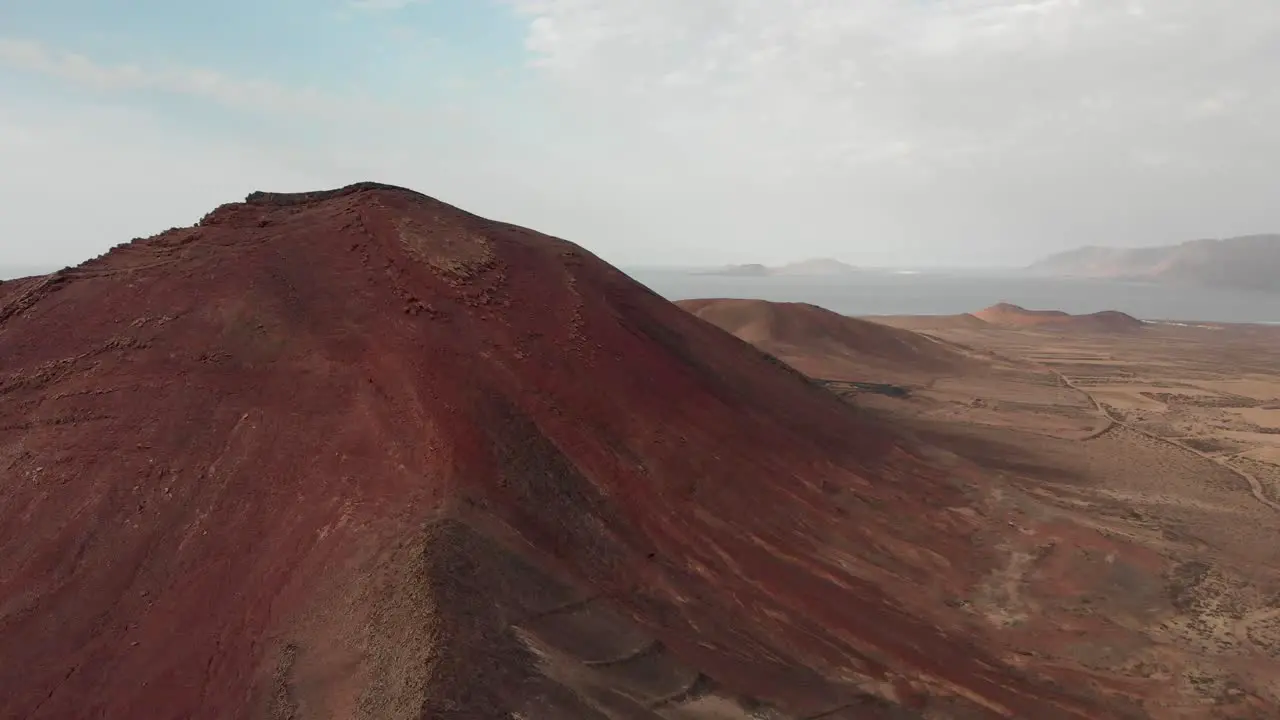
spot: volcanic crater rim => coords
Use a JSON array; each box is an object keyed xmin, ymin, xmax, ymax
[{"xmin": 243, "ymin": 181, "xmax": 428, "ymax": 208}]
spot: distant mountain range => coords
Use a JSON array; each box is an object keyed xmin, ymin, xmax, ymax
[
  {"xmin": 1028, "ymin": 235, "xmax": 1280, "ymax": 292},
  {"xmin": 697, "ymin": 258, "xmax": 858, "ymax": 277}
]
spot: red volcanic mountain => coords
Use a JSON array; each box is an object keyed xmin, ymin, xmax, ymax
[
  {"xmin": 677, "ymin": 298, "xmax": 978, "ymax": 383},
  {"xmin": 974, "ymin": 303, "xmax": 1145, "ymax": 332},
  {"xmin": 0, "ymin": 184, "xmax": 1110, "ymax": 719}
]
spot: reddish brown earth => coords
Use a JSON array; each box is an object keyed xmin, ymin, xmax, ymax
[
  {"xmin": 677, "ymin": 298, "xmax": 979, "ymax": 383},
  {"xmin": 714, "ymin": 304, "xmax": 1280, "ymax": 716},
  {"xmin": 863, "ymin": 313, "xmax": 993, "ymax": 333},
  {"xmin": 0, "ymin": 183, "xmax": 1125, "ymax": 720},
  {"xmin": 974, "ymin": 303, "xmax": 1145, "ymax": 333}
]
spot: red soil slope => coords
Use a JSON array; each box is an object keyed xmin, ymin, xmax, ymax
[
  {"xmin": 0, "ymin": 184, "xmax": 1113, "ymax": 719},
  {"xmin": 975, "ymin": 303, "xmax": 1145, "ymax": 332},
  {"xmin": 678, "ymin": 298, "xmax": 978, "ymax": 382}
]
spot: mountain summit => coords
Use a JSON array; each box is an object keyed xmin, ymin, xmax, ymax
[
  {"xmin": 974, "ymin": 303, "xmax": 1145, "ymax": 332},
  {"xmin": 0, "ymin": 183, "xmax": 1103, "ymax": 719}
]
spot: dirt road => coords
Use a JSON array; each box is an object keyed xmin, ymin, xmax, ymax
[{"xmin": 1051, "ymin": 369, "xmax": 1280, "ymax": 514}]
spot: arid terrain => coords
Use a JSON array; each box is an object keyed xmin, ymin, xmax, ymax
[
  {"xmin": 972, "ymin": 303, "xmax": 1146, "ymax": 333},
  {"xmin": 1, "ymin": 183, "xmax": 1125, "ymax": 720},
  {"xmin": 676, "ymin": 298, "xmax": 985, "ymax": 386},
  {"xmin": 691, "ymin": 298, "xmax": 1280, "ymax": 717},
  {"xmin": 3, "ymin": 183, "xmax": 1277, "ymax": 719}
]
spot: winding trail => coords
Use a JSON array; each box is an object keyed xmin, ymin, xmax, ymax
[{"xmin": 1050, "ymin": 368, "xmax": 1280, "ymax": 514}]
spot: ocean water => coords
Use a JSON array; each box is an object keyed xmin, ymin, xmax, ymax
[{"xmin": 624, "ymin": 269, "xmax": 1280, "ymax": 325}]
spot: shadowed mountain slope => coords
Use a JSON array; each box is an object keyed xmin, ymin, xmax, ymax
[{"xmin": 0, "ymin": 183, "xmax": 1111, "ymax": 719}]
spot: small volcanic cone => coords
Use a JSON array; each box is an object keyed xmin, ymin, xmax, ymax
[
  {"xmin": 678, "ymin": 298, "xmax": 978, "ymax": 382},
  {"xmin": 975, "ymin": 302, "xmax": 1145, "ymax": 332},
  {"xmin": 0, "ymin": 183, "xmax": 1107, "ymax": 719}
]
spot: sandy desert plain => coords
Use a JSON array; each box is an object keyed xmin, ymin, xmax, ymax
[
  {"xmin": 680, "ymin": 297, "xmax": 1280, "ymax": 715},
  {"xmin": 822, "ymin": 306, "xmax": 1280, "ymax": 714}
]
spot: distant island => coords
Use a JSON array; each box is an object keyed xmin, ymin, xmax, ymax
[
  {"xmin": 696, "ymin": 258, "xmax": 858, "ymax": 277},
  {"xmin": 708, "ymin": 263, "xmax": 771, "ymax": 277},
  {"xmin": 1028, "ymin": 234, "xmax": 1280, "ymax": 293}
]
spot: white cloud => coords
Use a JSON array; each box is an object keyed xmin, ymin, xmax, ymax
[
  {"xmin": 506, "ymin": 0, "xmax": 1280, "ymax": 264},
  {"xmin": 0, "ymin": 37, "xmax": 638, "ymax": 269},
  {"xmin": 0, "ymin": 101, "xmax": 328, "ymax": 267},
  {"xmin": 0, "ymin": 38, "xmax": 346, "ymax": 116},
  {"xmin": 513, "ymin": 0, "xmax": 1254, "ymax": 161},
  {"xmin": 347, "ymin": 0, "xmax": 427, "ymax": 10},
  {"xmin": 4, "ymin": 2, "xmax": 1280, "ymax": 270}
]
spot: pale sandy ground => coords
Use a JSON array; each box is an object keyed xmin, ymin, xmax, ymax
[{"xmin": 840, "ymin": 318, "xmax": 1280, "ymax": 717}]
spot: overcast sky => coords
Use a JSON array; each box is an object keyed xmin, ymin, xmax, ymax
[{"xmin": 2, "ymin": 0, "xmax": 1278, "ymax": 271}]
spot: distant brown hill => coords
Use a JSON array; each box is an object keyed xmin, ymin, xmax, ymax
[
  {"xmin": 974, "ymin": 303, "xmax": 1145, "ymax": 332},
  {"xmin": 0, "ymin": 183, "xmax": 1106, "ymax": 719},
  {"xmin": 678, "ymin": 298, "xmax": 978, "ymax": 382},
  {"xmin": 1028, "ymin": 235, "xmax": 1280, "ymax": 292}
]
